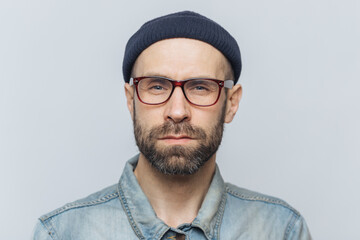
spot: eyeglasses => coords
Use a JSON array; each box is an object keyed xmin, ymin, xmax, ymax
[{"xmin": 129, "ymin": 76, "xmax": 234, "ymax": 107}]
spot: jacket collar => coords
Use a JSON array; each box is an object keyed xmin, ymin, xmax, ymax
[{"xmin": 117, "ymin": 154, "xmax": 227, "ymax": 240}]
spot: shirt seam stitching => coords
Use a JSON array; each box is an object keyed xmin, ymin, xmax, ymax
[
  {"xmin": 40, "ymin": 192, "xmax": 119, "ymax": 221},
  {"xmin": 40, "ymin": 217, "xmax": 60, "ymax": 240},
  {"xmin": 226, "ymin": 187, "xmax": 300, "ymax": 216},
  {"xmin": 284, "ymin": 213, "xmax": 300, "ymax": 240},
  {"xmin": 214, "ymin": 189, "xmax": 227, "ymax": 240},
  {"xmin": 117, "ymin": 180, "xmax": 146, "ymax": 240}
]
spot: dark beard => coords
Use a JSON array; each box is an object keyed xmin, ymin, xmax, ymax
[{"xmin": 133, "ymin": 106, "xmax": 226, "ymax": 175}]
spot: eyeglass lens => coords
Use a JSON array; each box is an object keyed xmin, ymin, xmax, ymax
[{"xmin": 137, "ymin": 77, "xmax": 220, "ymax": 106}]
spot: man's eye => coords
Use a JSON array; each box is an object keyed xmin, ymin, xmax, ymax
[
  {"xmin": 194, "ymin": 85, "xmax": 208, "ymax": 91},
  {"xmin": 190, "ymin": 85, "xmax": 210, "ymax": 92},
  {"xmin": 150, "ymin": 85, "xmax": 164, "ymax": 90}
]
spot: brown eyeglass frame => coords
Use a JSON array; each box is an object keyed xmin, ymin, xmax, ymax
[{"xmin": 129, "ymin": 76, "xmax": 234, "ymax": 107}]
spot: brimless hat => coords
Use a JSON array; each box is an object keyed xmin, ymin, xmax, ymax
[{"xmin": 122, "ymin": 11, "xmax": 242, "ymax": 84}]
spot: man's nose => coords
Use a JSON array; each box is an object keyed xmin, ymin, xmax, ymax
[{"xmin": 164, "ymin": 87, "xmax": 190, "ymax": 123}]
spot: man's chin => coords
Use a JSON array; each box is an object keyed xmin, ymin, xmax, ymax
[
  {"xmin": 152, "ymin": 162, "xmax": 201, "ymax": 176},
  {"xmin": 145, "ymin": 151, "xmax": 204, "ymax": 175}
]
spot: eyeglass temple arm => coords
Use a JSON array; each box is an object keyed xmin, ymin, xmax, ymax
[
  {"xmin": 224, "ymin": 80, "xmax": 234, "ymax": 89},
  {"xmin": 129, "ymin": 78, "xmax": 134, "ymax": 86}
]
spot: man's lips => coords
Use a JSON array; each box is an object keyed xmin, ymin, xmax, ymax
[
  {"xmin": 158, "ymin": 135, "xmax": 195, "ymax": 144},
  {"xmin": 159, "ymin": 135, "xmax": 193, "ymax": 140}
]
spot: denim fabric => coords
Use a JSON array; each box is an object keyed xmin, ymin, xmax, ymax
[{"xmin": 32, "ymin": 154, "xmax": 312, "ymax": 239}]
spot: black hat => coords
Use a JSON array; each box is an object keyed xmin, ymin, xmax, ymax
[{"xmin": 122, "ymin": 11, "xmax": 242, "ymax": 84}]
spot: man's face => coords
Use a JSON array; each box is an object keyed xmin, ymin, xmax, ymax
[{"xmin": 126, "ymin": 38, "xmax": 236, "ymax": 175}]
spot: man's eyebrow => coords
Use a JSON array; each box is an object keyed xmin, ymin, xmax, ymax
[{"xmin": 139, "ymin": 73, "xmax": 218, "ymax": 79}]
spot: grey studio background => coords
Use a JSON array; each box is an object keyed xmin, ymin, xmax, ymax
[{"xmin": 0, "ymin": 0, "xmax": 359, "ymax": 239}]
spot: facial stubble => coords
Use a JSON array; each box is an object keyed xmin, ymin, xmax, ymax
[{"xmin": 133, "ymin": 101, "xmax": 226, "ymax": 175}]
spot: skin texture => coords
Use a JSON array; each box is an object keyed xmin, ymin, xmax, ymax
[{"xmin": 124, "ymin": 38, "xmax": 242, "ymax": 228}]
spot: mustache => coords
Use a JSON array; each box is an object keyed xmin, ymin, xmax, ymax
[{"xmin": 149, "ymin": 121, "xmax": 207, "ymax": 139}]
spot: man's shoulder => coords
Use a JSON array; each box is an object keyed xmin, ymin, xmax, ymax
[
  {"xmin": 224, "ymin": 182, "xmax": 300, "ymax": 216},
  {"xmin": 221, "ymin": 183, "xmax": 311, "ymax": 239},
  {"xmin": 34, "ymin": 183, "xmax": 135, "ymax": 239},
  {"xmin": 39, "ymin": 183, "xmax": 120, "ymax": 222}
]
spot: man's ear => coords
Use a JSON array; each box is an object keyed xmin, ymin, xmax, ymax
[
  {"xmin": 124, "ymin": 83, "xmax": 135, "ymax": 120},
  {"xmin": 224, "ymin": 84, "xmax": 242, "ymax": 123}
]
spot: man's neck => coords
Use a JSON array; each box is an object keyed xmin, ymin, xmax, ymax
[{"xmin": 134, "ymin": 154, "xmax": 216, "ymax": 228}]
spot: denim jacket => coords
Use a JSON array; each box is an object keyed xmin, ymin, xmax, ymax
[{"xmin": 32, "ymin": 155, "xmax": 311, "ymax": 239}]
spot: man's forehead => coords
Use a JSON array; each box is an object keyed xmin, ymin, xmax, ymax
[
  {"xmin": 142, "ymin": 38, "xmax": 220, "ymax": 53},
  {"xmin": 132, "ymin": 38, "xmax": 230, "ymax": 79}
]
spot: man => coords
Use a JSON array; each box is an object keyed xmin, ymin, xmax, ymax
[{"xmin": 32, "ymin": 11, "xmax": 311, "ymax": 239}]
